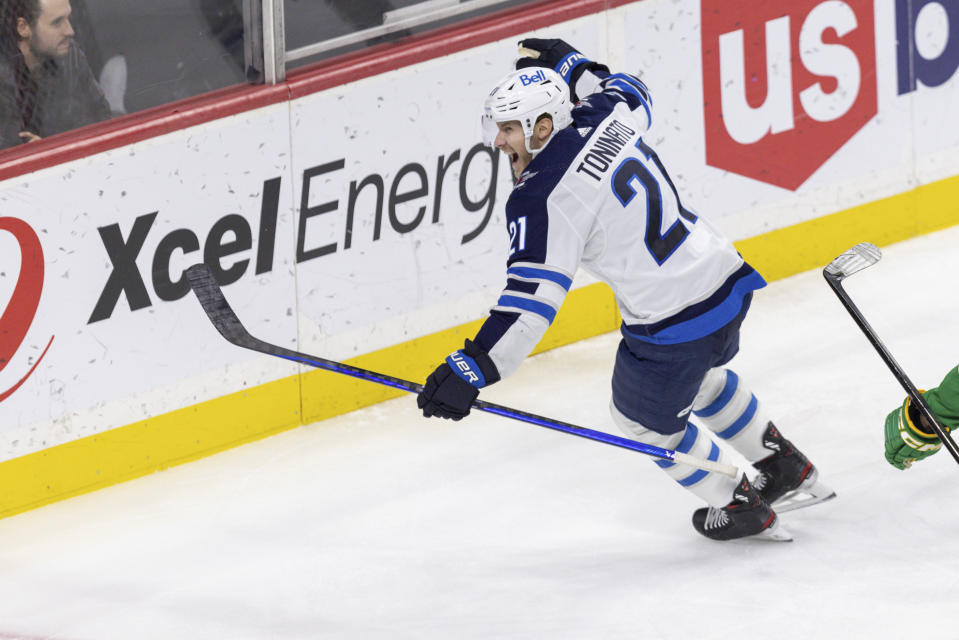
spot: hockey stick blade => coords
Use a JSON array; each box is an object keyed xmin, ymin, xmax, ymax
[
  {"xmin": 185, "ymin": 263, "xmax": 262, "ymax": 352},
  {"xmin": 185, "ymin": 264, "xmax": 417, "ymax": 394},
  {"xmin": 185, "ymin": 263, "xmax": 740, "ymax": 477},
  {"xmin": 822, "ymin": 245, "xmax": 959, "ymax": 466},
  {"xmin": 823, "ymin": 242, "xmax": 881, "ymax": 281}
]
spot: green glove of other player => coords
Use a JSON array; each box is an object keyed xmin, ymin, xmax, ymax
[{"xmin": 883, "ymin": 395, "xmax": 941, "ymax": 469}]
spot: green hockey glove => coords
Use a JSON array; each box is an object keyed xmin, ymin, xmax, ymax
[{"xmin": 884, "ymin": 395, "xmax": 941, "ymax": 470}]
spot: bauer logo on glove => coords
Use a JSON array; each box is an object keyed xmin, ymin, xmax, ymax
[
  {"xmin": 557, "ymin": 52, "xmax": 587, "ymax": 79},
  {"xmin": 447, "ymin": 351, "xmax": 484, "ymax": 386}
]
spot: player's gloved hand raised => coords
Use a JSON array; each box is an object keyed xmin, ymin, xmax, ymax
[
  {"xmin": 516, "ymin": 38, "xmax": 608, "ymax": 100},
  {"xmin": 884, "ymin": 395, "xmax": 942, "ymax": 469},
  {"xmin": 417, "ymin": 340, "xmax": 500, "ymax": 420}
]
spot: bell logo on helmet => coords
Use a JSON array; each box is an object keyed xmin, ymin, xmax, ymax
[{"xmin": 518, "ymin": 69, "xmax": 547, "ymax": 86}]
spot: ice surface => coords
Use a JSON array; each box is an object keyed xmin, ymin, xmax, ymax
[{"xmin": 0, "ymin": 227, "xmax": 957, "ymax": 639}]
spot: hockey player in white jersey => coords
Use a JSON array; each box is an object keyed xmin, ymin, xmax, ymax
[{"xmin": 416, "ymin": 39, "xmax": 835, "ymax": 541}]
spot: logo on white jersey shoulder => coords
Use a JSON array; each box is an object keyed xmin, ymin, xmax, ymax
[{"xmin": 514, "ymin": 170, "xmax": 538, "ymax": 189}]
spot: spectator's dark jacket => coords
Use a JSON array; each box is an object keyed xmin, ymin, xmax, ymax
[{"xmin": 0, "ymin": 41, "xmax": 110, "ymax": 149}]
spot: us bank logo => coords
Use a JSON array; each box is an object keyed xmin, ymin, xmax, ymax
[
  {"xmin": 702, "ymin": 0, "xmax": 959, "ymax": 190},
  {"xmin": 702, "ymin": 0, "xmax": 878, "ymax": 190},
  {"xmin": 0, "ymin": 217, "xmax": 54, "ymax": 403}
]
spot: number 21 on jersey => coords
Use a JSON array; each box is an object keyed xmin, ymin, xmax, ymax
[
  {"xmin": 611, "ymin": 139, "xmax": 697, "ymax": 265},
  {"xmin": 508, "ymin": 215, "xmax": 527, "ymax": 256}
]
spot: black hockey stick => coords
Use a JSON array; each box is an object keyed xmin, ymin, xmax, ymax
[
  {"xmin": 823, "ymin": 242, "xmax": 959, "ymax": 465},
  {"xmin": 185, "ymin": 263, "xmax": 739, "ymax": 477}
]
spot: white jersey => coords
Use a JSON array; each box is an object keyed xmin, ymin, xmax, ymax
[{"xmin": 474, "ymin": 71, "xmax": 766, "ymax": 379}]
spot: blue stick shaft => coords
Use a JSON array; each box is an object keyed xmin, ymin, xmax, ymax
[
  {"xmin": 280, "ymin": 352, "xmax": 684, "ymax": 464},
  {"xmin": 186, "ymin": 262, "xmax": 739, "ymax": 477}
]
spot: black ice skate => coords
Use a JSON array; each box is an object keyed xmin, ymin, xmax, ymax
[
  {"xmin": 752, "ymin": 422, "xmax": 836, "ymax": 513},
  {"xmin": 692, "ymin": 475, "xmax": 791, "ymax": 542}
]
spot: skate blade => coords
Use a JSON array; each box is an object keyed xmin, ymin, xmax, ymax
[
  {"xmin": 772, "ymin": 478, "xmax": 837, "ymax": 514},
  {"xmin": 722, "ymin": 516, "xmax": 793, "ymax": 543},
  {"xmin": 752, "ymin": 517, "xmax": 793, "ymax": 542}
]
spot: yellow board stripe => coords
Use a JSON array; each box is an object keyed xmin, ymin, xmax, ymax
[
  {"xmin": 737, "ymin": 174, "xmax": 959, "ymax": 282},
  {"xmin": 1, "ymin": 176, "xmax": 958, "ymax": 520}
]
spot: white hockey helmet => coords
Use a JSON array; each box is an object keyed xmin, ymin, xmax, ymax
[{"xmin": 481, "ymin": 67, "xmax": 573, "ymax": 154}]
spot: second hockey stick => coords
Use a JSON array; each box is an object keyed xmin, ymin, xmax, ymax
[
  {"xmin": 823, "ymin": 242, "xmax": 959, "ymax": 465},
  {"xmin": 185, "ymin": 263, "xmax": 739, "ymax": 478}
]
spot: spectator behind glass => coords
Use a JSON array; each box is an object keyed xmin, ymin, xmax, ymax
[{"xmin": 0, "ymin": 0, "xmax": 110, "ymax": 149}]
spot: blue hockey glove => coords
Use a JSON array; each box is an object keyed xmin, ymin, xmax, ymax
[
  {"xmin": 516, "ymin": 38, "xmax": 608, "ymax": 100},
  {"xmin": 417, "ymin": 340, "xmax": 500, "ymax": 421}
]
